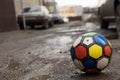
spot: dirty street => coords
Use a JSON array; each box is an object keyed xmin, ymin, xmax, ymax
[
  {"xmin": 0, "ymin": 0, "xmax": 120, "ymax": 80},
  {"xmin": 0, "ymin": 21, "xmax": 120, "ymax": 80}
]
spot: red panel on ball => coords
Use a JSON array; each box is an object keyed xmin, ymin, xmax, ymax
[
  {"xmin": 75, "ymin": 45, "xmax": 87, "ymax": 59},
  {"xmin": 86, "ymin": 69, "xmax": 98, "ymax": 73},
  {"xmin": 104, "ymin": 46, "xmax": 112, "ymax": 57}
]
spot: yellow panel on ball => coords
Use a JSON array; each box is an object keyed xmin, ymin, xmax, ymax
[
  {"xmin": 107, "ymin": 40, "xmax": 112, "ymax": 47},
  {"xmin": 89, "ymin": 44, "xmax": 102, "ymax": 59}
]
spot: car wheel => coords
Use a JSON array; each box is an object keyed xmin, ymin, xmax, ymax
[
  {"xmin": 19, "ymin": 24, "xmax": 24, "ymax": 30},
  {"xmin": 116, "ymin": 5, "xmax": 120, "ymax": 38},
  {"xmin": 49, "ymin": 21, "xmax": 54, "ymax": 27},
  {"xmin": 42, "ymin": 21, "xmax": 49, "ymax": 29},
  {"xmin": 100, "ymin": 19, "xmax": 109, "ymax": 29},
  {"xmin": 30, "ymin": 25, "xmax": 35, "ymax": 29}
]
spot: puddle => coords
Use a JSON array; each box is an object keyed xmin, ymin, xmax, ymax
[
  {"xmin": 84, "ymin": 22, "xmax": 99, "ymax": 31},
  {"xmin": 118, "ymin": 50, "xmax": 120, "ymax": 53},
  {"xmin": 56, "ymin": 28, "xmax": 85, "ymax": 33},
  {"xmin": 66, "ymin": 32, "xmax": 82, "ymax": 35},
  {"xmin": 7, "ymin": 59, "xmax": 21, "ymax": 71},
  {"xmin": 85, "ymin": 22, "xmax": 97, "ymax": 27},
  {"xmin": 56, "ymin": 22, "xmax": 99, "ymax": 33},
  {"xmin": 29, "ymin": 75, "xmax": 49, "ymax": 80},
  {"xmin": 46, "ymin": 36, "xmax": 73, "ymax": 45}
]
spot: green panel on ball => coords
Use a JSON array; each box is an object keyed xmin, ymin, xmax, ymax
[
  {"xmin": 109, "ymin": 56, "xmax": 112, "ymax": 62},
  {"xmin": 83, "ymin": 32, "xmax": 97, "ymax": 37}
]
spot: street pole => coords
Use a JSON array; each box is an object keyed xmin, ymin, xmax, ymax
[{"xmin": 20, "ymin": 0, "xmax": 26, "ymax": 29}]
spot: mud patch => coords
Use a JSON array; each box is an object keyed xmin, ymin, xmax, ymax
[{"xmin": 7, "ymin": 59, "xmax": 21, "ymax": 71}]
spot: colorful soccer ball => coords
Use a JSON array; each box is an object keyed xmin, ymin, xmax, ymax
[{"xmin": 70, "ymin": 32, "xmax": 112, "ymax": 73}]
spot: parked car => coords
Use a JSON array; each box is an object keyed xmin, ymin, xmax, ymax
[
  {"xmin": 51, "ymin": 13, "xmax": 63, "ymax": 23},
  {"xmin": 98, "ymin": 0, "xmax": 120, "ymax": 29},
  {"xmin": 17, "ymin": 5, "xmax": 54, "ymax": 29}
]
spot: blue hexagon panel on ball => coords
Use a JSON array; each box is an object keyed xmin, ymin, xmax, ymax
[{"xmin": 70, "ymin": 32, "xmax": 112, "ymax": 73}]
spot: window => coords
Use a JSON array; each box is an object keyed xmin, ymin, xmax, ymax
[
  {"xmin": 30, "ymin": 6, "xmax": 41, "ymax": 12},
  {"xmin": 22, "ymin": 7, "xmax": 30, "ymax": 13}
]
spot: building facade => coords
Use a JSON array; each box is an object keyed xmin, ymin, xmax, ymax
[
  {"xmin": 58, "ymin": 6, "xmax": 83, "ymax": 21},
  {"xmin": 58, "ymin": 6, "xmax": 83, "ymax": 17}
]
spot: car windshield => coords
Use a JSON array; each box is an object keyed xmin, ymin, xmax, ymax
[
  {"xmin": 29, "ymin": 6, "xmax": 41, "ymax": 12},
  {"xmin": 22, "ymin": 7, "xmax": 31, "ymax": 13},
  {"xmin": 22, "ymin": 6, "xmax": 41, "ymax": 13},
  {"xmin": 53, "ymin": 13, "xmax": 60, "ymax": 17}
]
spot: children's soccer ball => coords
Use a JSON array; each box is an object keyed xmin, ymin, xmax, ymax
[{"xmin": 70, "ymin": 32, "xmax": 112, "ymax": 73}]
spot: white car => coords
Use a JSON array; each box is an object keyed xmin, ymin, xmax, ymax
[{"xmin": 17, "ymin": 5, "xmax": 54, "ymax": 29}]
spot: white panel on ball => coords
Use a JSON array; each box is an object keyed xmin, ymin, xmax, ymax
[
  {"xmin": 73, "ymin": 36, "xmax": 82, "ymax": 47},
  {"xmin": 83, "ymin": 37, "xmax": 94, "ymax": 46},
  {"xmin": 97, "ymin": 58, "xmax": 109, "ymax": 70},
  {"xmin": 74, "ymin": 59, "xmax": 84, "ymax": 70}
]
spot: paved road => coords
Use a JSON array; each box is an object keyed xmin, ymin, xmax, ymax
[{"xmin": 0, "ymin": 21, "xmax": 120, "ymax": 80}]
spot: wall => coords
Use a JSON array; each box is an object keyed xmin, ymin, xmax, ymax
[
  {"xmin": 58, "ymin": 6, "xmax": 83, "ymax": 17},
  {"xmin": 0, "ymin": 0, "xmax": 17, "ymax": 32}
]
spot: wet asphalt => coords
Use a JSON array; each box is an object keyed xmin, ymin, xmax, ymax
[{"xmin": 0, "ymin": 21, "xmax": 120, "ymax": 80}]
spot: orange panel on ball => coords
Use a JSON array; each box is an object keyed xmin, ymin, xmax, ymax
[{"xmin": 75, "ymin": 45, "xmax": 87, "ymax": 59}]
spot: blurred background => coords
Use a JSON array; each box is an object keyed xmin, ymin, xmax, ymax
[
  {"xmin": 0, "ymin": 0, "xmax": 115, "ymax": 31},
  {"xmin": 0, "ymin": 0, "xmax": 119, "ymax": 32},
  {"xmin": 0, "ymin": 0, "xmax": 120, "ymax": 80}
]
